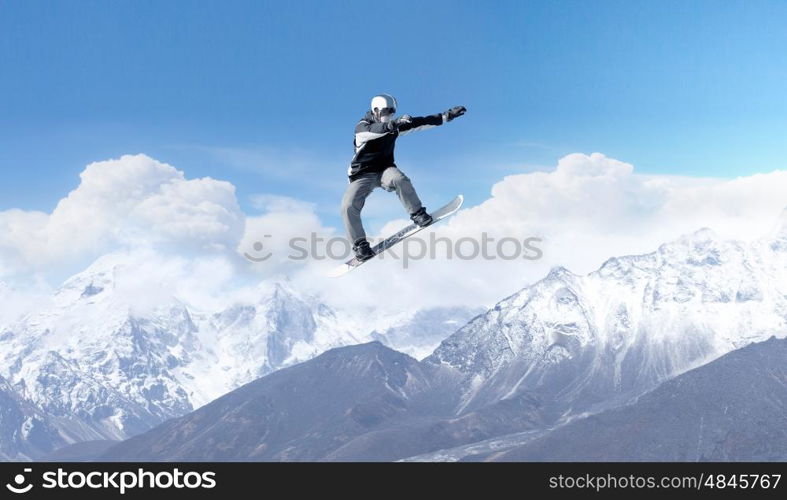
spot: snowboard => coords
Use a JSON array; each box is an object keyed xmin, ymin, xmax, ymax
[{"xmin": 328, "ymin": 195, "xmax": 464, "ymax": 277}]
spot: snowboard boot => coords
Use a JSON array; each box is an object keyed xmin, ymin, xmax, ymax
[
  {"xmin": 410, "ymin": 207, "xmax": 433, "ymax": 227},
  {"xmin": 352, "ymin": 239, "xmax": 375, "ymax": 262}
]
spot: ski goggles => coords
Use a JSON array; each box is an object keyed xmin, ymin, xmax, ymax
[{"xmin": 377, "ymin": 107, "xmax": 396, "ymax": 116}]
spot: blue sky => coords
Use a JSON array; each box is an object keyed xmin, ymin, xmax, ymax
[{"xmin": 2, "ymin": 0, "xmax": 787, "ymax": 231}]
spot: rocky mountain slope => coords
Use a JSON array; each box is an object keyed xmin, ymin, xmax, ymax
[
  {"xmin": 486, "ymin": 336, "xmax": 787, "ymax": 461},
  {"xmin": 427, "ymin": 223, "xmax": 787, "ymax": 419},
  {"xmin": 100, "ymin": 218, "xmax": 787, "ymax": 461}
]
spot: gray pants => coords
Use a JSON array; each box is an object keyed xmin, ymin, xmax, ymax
[{"xmin": 341, "ymin": 166, "xmax": 423, "ymax": 245}]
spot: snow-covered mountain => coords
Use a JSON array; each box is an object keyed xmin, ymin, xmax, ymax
[
  {"xmin": 101, "ymin": 333, "xmax": 787, "ymax": 463},
  {"xmin": 4, "ymin": 209, "xmax": 787, "ymax": 461},
  {"xmin": 190, "ymin": 281, "xmax": 364, "ymax": 402},
  {"xmin": 0, "ymin": 374, "xmax": 65, "ymax": 461},
  {"xmin": 0, "ymin": 253, "xmax": 477, "ymax": 459},
  {"xmin": 100, "ymin": 342, "xmax": 459, "ymax": 461},
  {"xmin": 82, "ymin": 213, "xmax": 787, "ymax": 462},
  {"xmin": 486, "ymin": 336, "xmax": 787, "ymax": 461},
  {"xmin": 369, "ymin": 306, "xmax": 485, "ymax": 360},
  {"xmin": 0, "ymin": 255, "xmax": 364, "ymax": 446},
  {"xmin": 427, "ymin": 220, "xmax": 787, "ymax": 418},
  {"xmin": 0, "ymin": 256, "xmax": 202, "ymax": 441}
]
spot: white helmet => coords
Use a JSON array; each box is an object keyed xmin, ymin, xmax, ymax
[{"xmin": 371, "ymin": 94, "xmax": 397, "ymax": 122}]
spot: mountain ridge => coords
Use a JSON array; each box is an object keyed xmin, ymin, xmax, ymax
[{"xmin": 483, "ymin": 335, "xmax": 787, "ymax": 461}]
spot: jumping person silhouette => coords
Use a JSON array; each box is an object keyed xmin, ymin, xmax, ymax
[{"xmin": 341, "ymin": 93, "xmax": 466, "ymax": 261}]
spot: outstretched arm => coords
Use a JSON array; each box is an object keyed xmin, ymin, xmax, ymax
[
  {"xmin": 397, "ymin": 113, "xmax": 444, "ymax": 136},
  {"xmin": 354, "ymin": 116, "xmax": 402, "ymax": 143},
  {"xmin": 398, "ymin": 106, "xmax": 467, "ymax": 136}
]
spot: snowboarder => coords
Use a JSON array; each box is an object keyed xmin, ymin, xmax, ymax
[{"xmin": 341, "ymin": 94, "xmax": 466, "ymax": 261}]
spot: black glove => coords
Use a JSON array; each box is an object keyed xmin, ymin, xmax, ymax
[
  {"xmin": 396, "ymin": 114, "xmax": 413, "ymax": 126},
  {"xmin": 445, "ymin": 106, "xmax": 466, "ymax": 122}
]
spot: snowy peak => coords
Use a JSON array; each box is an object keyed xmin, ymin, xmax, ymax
[
  {"xmin": 428, "ymin": 223, "xmax": 787, "ymax": 417},
  {"xmin": 56, "ymin": 252, "xmax": 124, "ymax": 299},
  {"xmin": 656, "ymin": 227, "xmax": 731, "ymax": 266},
  {"xmin": 256, "ymin": 280, "xmax": 314, "ymax": 312},
  {"xmin": 0, "ymin": 250, "xmax": 370, "ymax": 447},
  {"xmin": 771, "ymin": 206, "xmax": 787, "ymax": 243},
  {"xmin": 52, "ymin": 251, "xmax": 187, "ymax": 317},
  {"xmin": 0, "ymin": 253, "xmax": 205, "ymax": 443},
  {"xmin": 1, "ymin": 250, "xmax": 486, "ymax": 459},
  {"xmin": 207, "ymin": 278, "xmax": 359, "ymax": 389},
  {"xmin": 370, "ymin": 306, "xmax": 485, "ymax": 360},
  {"xmin": 546, "ymin": 265, "xmax": 577, "ymax": 280}
]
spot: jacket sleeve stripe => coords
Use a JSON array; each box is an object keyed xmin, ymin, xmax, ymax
[
  {"xmin": 355, "ymin": 119, "xmax": 391, "ymax": 134},
  {"xmin": 355, "ymin": 130, "xmax": 389, "ymax": 142}
]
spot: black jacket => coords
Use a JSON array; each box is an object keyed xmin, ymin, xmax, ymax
[{"xmin": 347, "ymin": 110, "xmax": 446, "ymax": 181}]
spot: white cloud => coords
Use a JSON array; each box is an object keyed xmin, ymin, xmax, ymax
[
  {"xmin": 0, "ymin": 280, "xmax": 47, "ymax": 325},
  {"xmin": 3, "ymin": 152, "xmax": 786, "ymax": 318},
  {"xmin": 93, "ymin": 249, "xmax": 242, "ymax": 315},
  {"xmin": 0, "ymin": 154, "xmax": 245, "ymax": 278},
  {"xmin": 296, "ymin": 153, "xmax": 787, "ymax": 312},
  {"xmin": 239, "ymin": 194, "xmax": 335, "ymax": 277}
]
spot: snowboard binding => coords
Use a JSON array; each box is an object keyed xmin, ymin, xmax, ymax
[{"xmin": 410, "ymin": 207, "xmax": 433, "ymax": 227}]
